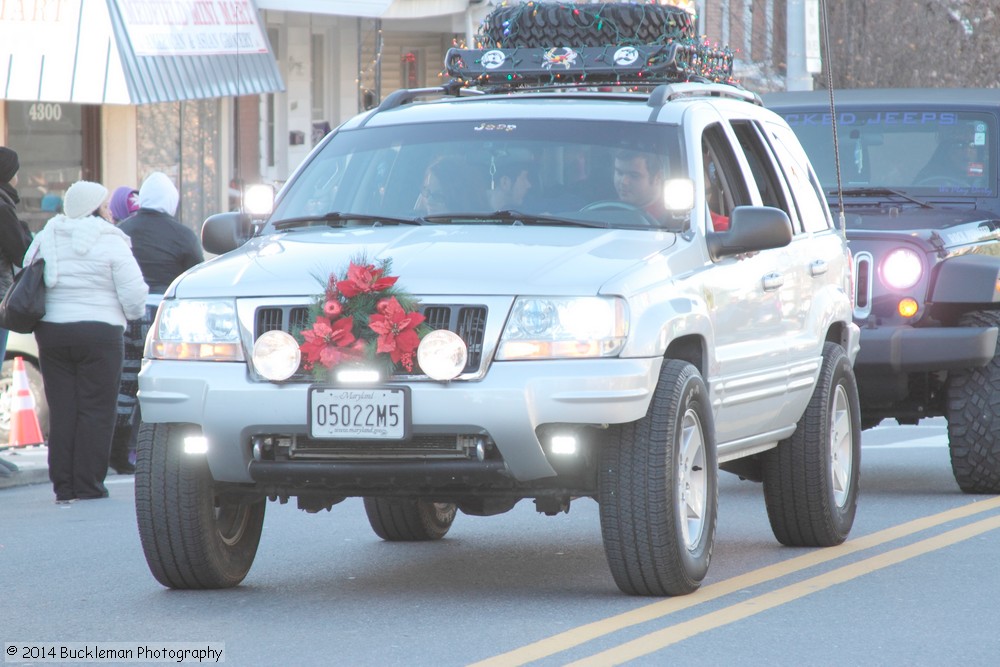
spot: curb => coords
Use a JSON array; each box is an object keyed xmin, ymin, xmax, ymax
[{"xmin": 0, "ymin": 465, "xmax": 49, "ymax": 490}]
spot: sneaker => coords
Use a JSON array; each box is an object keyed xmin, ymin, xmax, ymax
[{"xmin": 55, "ymin": 498, "xmax": 75, "ymax": 506}]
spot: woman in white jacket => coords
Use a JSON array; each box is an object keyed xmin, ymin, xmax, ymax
[{"xmin": 25, "ymin": 181, "xmax": 149, "ymax": 504}]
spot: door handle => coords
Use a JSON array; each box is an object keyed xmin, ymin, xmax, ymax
[
  {"xmin": 762, "ymin": 273, "xmax": 784, "ymax": 291},
  {"xmin": 810, "ymin": 260, "xmax": 828, "ymax": 276}
]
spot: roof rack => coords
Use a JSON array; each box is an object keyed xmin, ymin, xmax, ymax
[
  {"xmin": 647, "ymin": 82, "xmax": 761, "ymax": 108},
  {"xmin": 444, "ymin": 42, "xmax": 734, "ymax": 92}
]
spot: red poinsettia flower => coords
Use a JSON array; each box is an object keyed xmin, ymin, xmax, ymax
[
  {"xmin": 336, "ymin": 262, "xmax": 399, "ymax": 298},
  {"xmin": 299, "ymin": 315, "xmax": 359, "ymax": 369},
  {"xmin": 367, "ymin": 297, "xmax": 425, "ymax": 372}
]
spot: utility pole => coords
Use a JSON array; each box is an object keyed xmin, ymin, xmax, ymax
[{"xmin": 785, "ymin": 0, "xmax": 821, "ymax": 91}]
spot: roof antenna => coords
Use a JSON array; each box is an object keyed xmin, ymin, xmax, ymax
[{"xmin": 819, "ymin": 0, "xmax": 846, "ymax": 240}]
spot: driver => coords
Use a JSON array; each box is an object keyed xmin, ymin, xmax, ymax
[
  {"xmin": 914, "ymin": 129, "xmax": 981, "ymax": 186},
  {"xmin": 612, "ymin": 149, "xmax": 667, "ymax": 221}
]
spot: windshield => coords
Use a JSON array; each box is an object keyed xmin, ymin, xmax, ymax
[
  {"xmin": 266, "ymin": 119, "xmax": 684, "ymax": 232},
  {"xmin": 779, "ymin": 109, "xmax": 996, "ymax": 198}
]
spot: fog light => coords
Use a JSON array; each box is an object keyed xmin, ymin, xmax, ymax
[
  {"xmin": 184, "ymin": 436, "xmax": 209, "ymax": 454},
  {"xmin": 253, "ymin": 330, "xmax": 301, "ymax": 381},
  {"xmin": 550, "ymin": 435, "xmax": 578, "ymax": 455},
  {"xmin": 897, "ymin": 298, "xmax": 919, "ymax": 318},
  {"xmin": 336, "ymin": 368, "xmax": 381, "ymax": 383},
  {"xmin": 417, "ymin": 330, "xmax": 468, "ymax": 381}
]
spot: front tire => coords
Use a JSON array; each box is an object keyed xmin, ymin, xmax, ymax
[
  {"xmin": 946, "ymin": 310, "xmax": 1000, "ymax": 493},
  {"xmin": 762, "ymin": 342, "xmax": 861, "ymax": 546},
  {"xmin": 135, "ymin": 422, "xmax": 265, "ymax": 589},
  {"xmin": 598, "ymin": 359, "xmax": 718, "ymax": 596},
  {"xmin": 363, "ymin": 498, "xmax": 457, "ymax": 541}
]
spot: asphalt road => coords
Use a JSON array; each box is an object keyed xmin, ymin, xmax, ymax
[{"xmin": 2, "ymin": 417, "xmax": 999, "ymax": 666}]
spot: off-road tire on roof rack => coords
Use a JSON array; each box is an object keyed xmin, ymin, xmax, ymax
[{"xmin": 478, "ymin": 2, "xmax": 695, "ymax": 48}]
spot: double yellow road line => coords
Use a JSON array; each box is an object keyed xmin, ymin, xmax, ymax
[{"xmin": 472, "ymin": 496, "xmax": 1000, "ymax": 666}]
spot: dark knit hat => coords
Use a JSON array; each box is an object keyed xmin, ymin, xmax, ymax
[{"xmin": 0, "ymin": 147, "xmax": 18, "ymax": 184}]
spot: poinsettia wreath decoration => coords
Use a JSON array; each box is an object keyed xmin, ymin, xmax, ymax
[{"xmin": 297, "ymin": 257, "xmax": 430, "ymax": 379}]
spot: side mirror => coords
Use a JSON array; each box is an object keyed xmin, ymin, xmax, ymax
[
  {"xmin": 202, "ymin": 211, "xmax": 254, "ymax": 255},
  {"xmin": 706, "ymin": 206, "xmax": 793, "ymax": 260}
]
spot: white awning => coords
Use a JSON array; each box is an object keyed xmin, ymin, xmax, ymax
[
  {"xmin": 0, "ymin": 0, "xmax": 284, "ymax": 105},
  {"xmin": 255, "ymin": 0, "xmax": 479, "ymax": 18}
]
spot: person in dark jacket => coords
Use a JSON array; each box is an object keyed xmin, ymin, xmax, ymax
[
  {"xmin": 0, "ymin": 147, "xmax": 33, "ymax": 362},
  {"xmin": 117, "ymin": 172, "xmax": 203, "ymax": 292},
  {"xmin": 111, "ymin": 171, "xmax": 204, "ymax": 473}
]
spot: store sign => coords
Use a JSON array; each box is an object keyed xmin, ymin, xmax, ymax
[{"xmin": 114, "ymin": 0, "xmax": 269, "ymax": 56}]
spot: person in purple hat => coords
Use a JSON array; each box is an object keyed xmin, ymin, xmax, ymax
[{"xmin": 108, "ymin": 185, "xmax": 139, "ymax": 224}]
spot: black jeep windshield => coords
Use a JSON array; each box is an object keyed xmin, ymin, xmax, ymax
[
  {"xmin": 780, "ymin": 109, "xmax": 997, "ymax": 199},
  {"xmin": 266, "ymin": 119, "xmax": 684, "ymax": 233}
]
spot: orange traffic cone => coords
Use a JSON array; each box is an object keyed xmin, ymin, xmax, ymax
[{"xmin": 8, "ymin": 356, "xmax": 44, "ymax": 448}]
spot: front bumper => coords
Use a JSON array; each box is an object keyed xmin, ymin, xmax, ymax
[
  {"xmin": 137, "ymin": 356, "xmax": 663, "ymax": 484},
  {"xmin": 855, "ymin": 325, "xmax": 998, "ymax": 372}
]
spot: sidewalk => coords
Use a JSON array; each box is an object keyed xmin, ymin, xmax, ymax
[{"xmin": 0, "ymin": 444, "xmax": 50, "ymax": 489}]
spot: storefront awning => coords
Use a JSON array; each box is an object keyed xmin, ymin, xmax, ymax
[
  {"xmin": 255, "ymin": 0, "xmax": 476, "ymax": 19},
  {"xmin": 0, "ymin": 0, "xmax": 284, "ymax": 106}
]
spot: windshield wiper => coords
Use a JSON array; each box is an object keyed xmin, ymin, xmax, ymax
[
  {"xmin": 422, "ymin": 210, "xmax": 612, "ymax": 228},
  {"xmin": 273, "ymin": 212, "xmax": 425, "ymax": 230},
  {"xmin": 835, "ymin": 188, "xmax": 932, "ymax": 208}
]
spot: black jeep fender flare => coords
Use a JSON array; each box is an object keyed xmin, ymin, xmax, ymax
[{"xmin": 930, "ymin": 254, "xmax": 1000, "ymax": 303}]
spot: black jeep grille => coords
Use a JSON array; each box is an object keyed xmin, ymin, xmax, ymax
[{"xmin": 254, "ymin": 304, "xmax": 488, "ymax": 378}]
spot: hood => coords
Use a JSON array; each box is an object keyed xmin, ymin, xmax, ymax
[
  {"xmin": 173, "ymin": 225, "xmax": 677, "ymax": 299},
  {"xmin": 138, "ymin": 172, "xmax": 179, "ymax": 216},
  {"xmin": 34, "ymin": 215, "xmax": 132, "ymax": 286},
  {"xmin": 844, "ymin": 205, "xmax": 999, "ymax": 232}
]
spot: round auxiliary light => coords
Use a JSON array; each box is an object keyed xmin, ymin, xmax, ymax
[
  {"xmin": 253, "ymin": 330, "xmax": 301, "ymax": 381},
  {"xmin": 417, "ymin": 330, "xmax": 468, "ymax": 381}
]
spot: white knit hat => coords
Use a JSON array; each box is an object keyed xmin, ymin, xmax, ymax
[{"xmin": 63, "ymin": 180, "xmax": 108, "ymax": 219}]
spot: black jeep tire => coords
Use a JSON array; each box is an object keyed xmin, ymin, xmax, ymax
[
  {"xmin": 363, "ymin": 498, "xmax": 457, "ymax": 541},
  {"xmin": 135, "ymin": 422, "xmax": 265, "ymax": 589},
  {"xmin": 598, "ymin": 359, "xmax": 718, "ymax": 596},
  {"xmin": 946, "ymin": 310, "xmax": 1000, "ymax": 493},
  {"xmin": 762, "ymin": 343, "xmax": 861, "ymax": 546},
  {"xmin": 478, "ymin": 3, "xmax": 695, "ymax": 48}
]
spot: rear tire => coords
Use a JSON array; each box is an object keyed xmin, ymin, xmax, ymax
[
  {"xmin": 598, "ymin": 359, "xmax": 718, "ymax": 596},
  {"xmin": 363, "ymin": 498, "xmax": 457, "ymax": 541},
  {"xmin": 762, "ymin": 343, "xmax": 861, "ymax": 546},
  {"xmin": 135, "ymin": 422, "xmax": 265, "ymax": 589},
  {"xmin": 946, "ymin": 310, "xmax": 1000, "ymax": 493}
]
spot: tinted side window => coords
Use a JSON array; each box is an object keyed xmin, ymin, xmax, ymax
[{"xmin": 764, "ymin": 121, "xmax": 833, "ymax": 234}]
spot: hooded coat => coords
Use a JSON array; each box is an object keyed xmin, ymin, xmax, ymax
[
  {"xmin": 25, "ymin": 214, "xmax": 148, "ymax": 326},
  {"xmin": 117, "ymin": 172, "xmax": 204, "ymax": 293}
]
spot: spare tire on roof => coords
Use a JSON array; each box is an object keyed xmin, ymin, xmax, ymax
[{"xmin": 477, "ymin": 1, "xmax": 696, "ymax": 49}]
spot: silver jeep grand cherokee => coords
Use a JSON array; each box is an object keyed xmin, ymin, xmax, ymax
[{"xmin": 134, "ymin": 3, "xmax": 861, "ymax": 596}]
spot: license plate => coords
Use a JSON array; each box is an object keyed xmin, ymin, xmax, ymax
[{"xmin": 308, "ymin": 386, "xmax": 410, "ymax": 440}]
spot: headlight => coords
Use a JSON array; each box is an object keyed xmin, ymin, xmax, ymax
[
  {"xmin": 252, "ymin": 330, "xmax": 301, "ymax": 381},
  {"xmin": 145, "ymin": 299, "xmax": 244, "ymax": 361},
  {"xmin": 880, "ymin": 248, "xmax": 922, "ymax": 290},
  {"xmin": 497, "ymin": 296, "xmax": 628, "ymax": 360}
]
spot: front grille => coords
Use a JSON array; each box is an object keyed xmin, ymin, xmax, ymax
[
  {"xmin": 254, "ymin": 303, "xmax": 488, "ymax": 378},
  {"xmin": 290, "ymin": 434, "xmax": 476, "ymax": 460}
]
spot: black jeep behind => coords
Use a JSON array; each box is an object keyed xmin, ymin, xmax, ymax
[{"xmin": 765, "ymin": 88, "xmax": 1000, "ymax": 493}]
